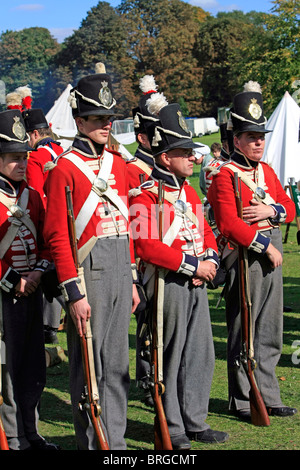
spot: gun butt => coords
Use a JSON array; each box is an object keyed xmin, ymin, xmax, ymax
[
  {"xmin": 249, "ymin": 378, "xmax": 270, "ymax": 426},
  {"xmin": 154, "ymin": 415, "xmax": 173, "ymax": 450}
]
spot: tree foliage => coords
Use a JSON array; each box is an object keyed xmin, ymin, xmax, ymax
[
  {"xmin": 0, "ymin": 0, "xmax": 298, "ymax": 117},
  {"xmin": 0, "ymin": 27, "xmax": 60, "ymax": 110},
  {"xmin": 55, "ymin": 2, "xmax": 127, "ymax": 78},
  {"xmin": 194, "ymin": 16, "xmax": 256, "ymax": 116},
  {"xmin": 117, "ymin": 0, "xmax": 206, "ymax": 115},
  {"xmin": 236, "ymin": 0, "xmax": 299, "ymax": 114}
]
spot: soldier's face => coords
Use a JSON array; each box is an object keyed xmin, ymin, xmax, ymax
[
  {"xmin": 76, "ymin": 115, "xmax": 112, "ymax": 145},
  {"xmin": 162, "ymin": 148, "xmax": 196, "ymax": 178},
  {"xmin": 234, "ymin": 131, "xmax": 265, "ymax": 162},
  {"xmin": 0, "ymin": 153, "xmax": 28, "ymax": 181}
]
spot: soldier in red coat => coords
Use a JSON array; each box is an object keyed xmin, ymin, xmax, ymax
[
  {"xmin": 128, "ymin": 75, "xmax": 163, "ymax": 407},
  {"xmin": 129, "ymin": 94, "xmax": 229, "ymax": 449},
  {"xmin": 23, "ymin": 108, "xmax": 65, "ymax": 343},
  {"xmin": 127, "ymin": 75, "xmax": 159, "ymax": 189},
  {"xmin": 23, "ymin": 108, "xmax": 64, "ymax": 208},
  {"xmin": 0, "ymin": 109, "xmax": 59, "ymax": 450},
  {"xmin": 43, "ymin": 64, "xmax": 139, "ymax": 450},
  {"xmin": 207, "ymin": 81, "xmax": 297, "ymax": 421}
]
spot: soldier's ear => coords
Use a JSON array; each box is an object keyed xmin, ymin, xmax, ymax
[
  {"xmin": 159, "ymin": 152, "xmax": 170, "ymax": 170},
  {"xmin": 75, "ymin": 117, "xmax": 84, "ymax": 132}
]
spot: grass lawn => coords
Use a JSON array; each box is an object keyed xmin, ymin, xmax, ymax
[{"xmin": 38, "ymin": 133, "xmax": 300, "ymax": 451}]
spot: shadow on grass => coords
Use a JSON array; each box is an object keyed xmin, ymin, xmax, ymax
[
  {"xmin": 39, "ymin": 387, "xmax": 76, "ymax": 450},
  {"xmin": 125, "ymin": 414, "xmax": 154, "ymax": 447}
]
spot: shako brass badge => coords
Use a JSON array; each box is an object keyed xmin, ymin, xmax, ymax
[
  {"xmin": 12, "ymin": 116, "xmax": 26, "ymax": 140},
  {"xmin": 248, "ymin": 98, "xmax": 262, "ymax": 120},
  {"xmin": 99, "ymin": 81, "xmax": 113, "ymax": 108},
  {"xmin": 177, "ymin": 110, "xmax": 189, "ymax": 133}
]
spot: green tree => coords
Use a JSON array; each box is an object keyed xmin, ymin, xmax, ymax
[
  {"xmin": 237, "ymin": 0, "xmax": 299, "ymax": 114},
  {"xmin": 54, "ymin": 1, "xmax": 131, "ymax": 116},
  {"xmin": 194, "ymin": 16, "xmax": 257, "ymax": 117},
  {"xmin": 55, "ymin": 1, "xmax": 127, "ymax": 78},
  {"xmin": 118, "ymin": 0, "xmax": 208, "ymax": 116},
  {"xmin": 0, "ymin": 27, "xmax": 60, "ymax": 111},
  {"xmin": 53, "ymin": 0, "xmax": 208, "ymax": 117}
]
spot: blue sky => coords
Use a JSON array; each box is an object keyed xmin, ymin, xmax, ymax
[{"xmin": 0, "ymin": 0, "xmax": 276, "ymax": 43}]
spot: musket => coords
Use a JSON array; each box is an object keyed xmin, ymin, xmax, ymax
[
  {"xmin": 234, "ymin": 173, "xmax": 270, "ymax": 426},
  {"xmin": 65, "ymin": 186, "xmax": 110, "ymax": 450},
  {"xmin": 150, "ymin": 180, "xmax": 173, "ymax": 450}
]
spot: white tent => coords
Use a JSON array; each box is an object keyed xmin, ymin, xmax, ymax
[
  {"xmin": 46, "ymin": 84, "xmax": 134, "ymax": 159},
  {"xmin": 263, "ymin": 91, "xmax": 300, "ymax": 187},
  {"xmin": 46, "ymin": 84, "xmax": 77, "ymax": 150}
]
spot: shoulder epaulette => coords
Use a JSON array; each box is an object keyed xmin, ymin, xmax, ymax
[
  {"xmin": 128, "ymin": 180, "xmax": 155, "ymax": 198},
  {"xmin": 126, "ymin": 156, "xmax": 137, "ymax": 164},
  {"xmin": 43, "ymin": 147, "xmax": 71, "ymax": 173}
]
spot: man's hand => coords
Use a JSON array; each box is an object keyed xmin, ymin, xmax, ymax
[
  {"xmin": 243, "ymin": 199, "xmax": 276, "ymax": 223},
  {"xmin": 131, "ymin": 284, "xmax": 140, "ymax": 314},
  {"xmin": 192, "ymin": 260, "xmax": 217, "ymax": 286},
  {"xmin": 24, "ymin": 270, "xmax": 43, "ymax": 294},
  {"xmin": 15, "ymin": 270, "xmax": 42, "ymax": 297},
  {"xmin": 265, "ymin": 243, "xmax": 282, "ymax": 268},
  {"xmin": 69, "ymin": 297, "xmax": 91, "ymax": 336}
]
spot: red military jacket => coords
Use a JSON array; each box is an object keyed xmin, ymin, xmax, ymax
[
  {"xmin": 129, "ymin": 164, "xmax": 219, "ymax": 279},
  {"xmin": 26, "ymin": 138, "xmax": 64, "ymax": 208},
  {"xmin": 44, "ymin": 136, "xmax": 136, "ymax": 302},
  {"xmin": 0, "ymin": 177, "xmax": 50, "ymax": 292},
  {"xmin": 207, "ymin": 151, "xmax": 295, "ymax": 254},
  {"xmin": 127, "ymin": 146, "xmax": 154, "ymax": 189},
  {"xmin": 203, "ymin": 150, "xmax": 229, "ymax": 194}
]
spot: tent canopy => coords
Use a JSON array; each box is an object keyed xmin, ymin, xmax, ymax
[
  {"xmin": 46, "ymin": 84, "xmax": 77, "ymax": 147},
  {"xmin": 263, "ymin": 91, "xmax": 300, "ymax": 187}
]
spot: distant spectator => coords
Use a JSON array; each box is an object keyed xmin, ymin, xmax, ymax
[{"xmin": 210, "ymin": 142, "xmax": 221, "ymax": 158}]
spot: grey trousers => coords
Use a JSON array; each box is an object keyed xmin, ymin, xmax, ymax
[
  {"xmin": 1, "ymin": 288, "xmax": 46, "ymax": 450},
  {"xmin": 148, "ymin": 272, "xmax": 215, "ymax": 438},
  {"xmin": 43, "ymin": 296, "xmax": 64, "ymax": 329},
  {"xmin": 225, "ymin": 228, "xmax": 284, "ymax": 411},
  {"xmin": 66, "ymin": 237, "xmax": 132, "ymax": 450}
]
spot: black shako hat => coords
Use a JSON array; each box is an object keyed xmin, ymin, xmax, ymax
[
  {"xmin": 68, "ymin": 63, "xmax": 117, "ymax": 119},
  {"xmin": 0, "ymin": 109, "xmax": 33, "ymax": 153},
  {"xmin": 229, "ymin": 81, "xmax": 271, "ymax": 134},
  {"xmin": 220, "ymin": 123, "xmax": 233, "ymax": 142},
  {"xmin": 146, "ymin": 97, "xmax": 203, "ymax": 157},
  {"xmin": 22, "ymin": 108, "xmax": 49, "ymax": 132},
  {"xmin": 220, "ymin": 123, "xmax": 234, "ymax": 153},
  {"xmin": 132, "ymin": 75, "xmax": 159, "ymax": 135}
]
